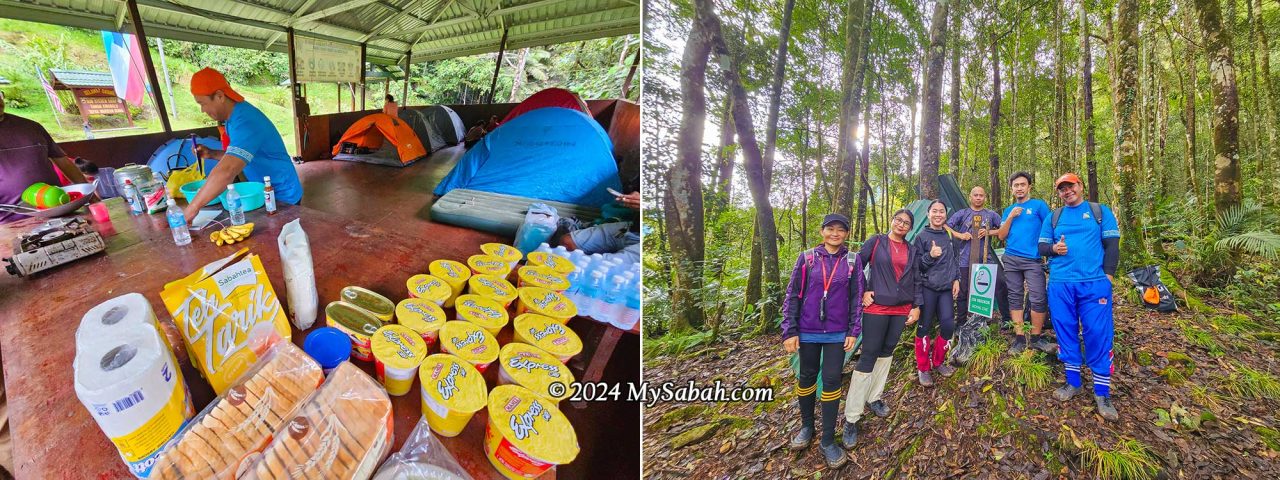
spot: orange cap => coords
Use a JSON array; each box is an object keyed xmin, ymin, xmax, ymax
[
  {"xmin": 1054, "ymin": 173, "xmax": 1082, "ymax": 188},
  {"xmin": 190, "ymin": 67, "xmax": 244, "ymax": 102}
]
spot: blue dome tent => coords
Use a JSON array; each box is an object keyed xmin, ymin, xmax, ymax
[{"xmin": 147, "ymin": 136, "xmax": 224, "ymax": 178}]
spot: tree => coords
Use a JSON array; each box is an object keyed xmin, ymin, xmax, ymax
[
  {"xmin": 834, "ymin": 0, "xmax": 872, "ymax": 217},
  {"xmin": 1192, "ymin": 0, "xmax": 1243, "ymax": 215},
  {"xmin": 949, "ymin": 1, "xmax": 963, "ymax": 177},
  {"xmin": 1114, "ymin": 0, "xmax": 1149, "ymax": 262},
  {"xmin": 987, "ymin": 32, "xmax": 1003, "ymax": 208},
  {"xmin": 1080, "ymin": 0, "xmax": 1098, "ymax": 202},
  {"xmin": 763, "ymin": 0, "xmax": 797, "ymax": 186},
  {"xmin": 919, "ymin": 0, "xmax": 951, "ymax": 200}
]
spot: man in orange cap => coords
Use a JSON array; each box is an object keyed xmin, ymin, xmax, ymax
[
  {"xmin": 1037, "ymin": 173, "xmax": 1121, "ymax": 421},
  {"xmin": 184, "ymin": 67, "xmax": 302, "ymax": 222}
]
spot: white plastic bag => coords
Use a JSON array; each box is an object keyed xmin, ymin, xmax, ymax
[
  {"xmin": 514, "ymin": 203, "xmax": 559, "ymax": 254},
  {"xmin": 278, "ymin": 218, "xmax": 318, "ymax": 329},
  {"xmin": 372, "ymin": 418, "xmax": 474, "ymax": 480}
]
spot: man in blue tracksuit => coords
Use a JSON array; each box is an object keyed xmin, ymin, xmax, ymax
[{"xmin": 1038, "ymin": 173, "xmax": 1121, "ymax": 421}]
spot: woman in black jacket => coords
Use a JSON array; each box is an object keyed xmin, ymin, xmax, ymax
[
  {"xmin": 911, "ymin": 200, "xmax": 961, "ymax": 386},
  {"xmin": 841, "ymin": 209, "xmax": 920, "ymax": 449}
]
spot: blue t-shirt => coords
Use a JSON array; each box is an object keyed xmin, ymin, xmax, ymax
[
  {"xmin": 1002, "ymin": 198, "xmax": 1050, "ymax": 259},
  {"xmin": 224, "ymin": 102, "xmax": 302, "ymax": 204},
  {"xmin": 946, "ymin": 208, "xmax": 1002, "ymax": 268},
  {"xmin": 1038, "ymin": 203, "xmax": 1121, "ymax": 283}
]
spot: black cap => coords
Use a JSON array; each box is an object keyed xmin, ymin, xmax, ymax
[{"xmin": 822, "ymin": 213, "xmax": 850, "ymax": 230}]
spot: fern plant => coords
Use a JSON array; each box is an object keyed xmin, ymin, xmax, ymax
[{"xmin": 1214, "ymin": 202, "xmax": 1280, "ymax": 260}]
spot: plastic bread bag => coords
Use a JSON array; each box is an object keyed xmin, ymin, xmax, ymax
[
  {"xmin": 243, "ymin": 362, "xmax": 394, "ymax": 480},
  {"xmin": 278, "ymin": 219, "xmax": 319, "ymax": 330},
  {"xmin": 150, "ymin": 337, "xmax": 323, "ymax": 479},
  {"xmin": 514, "ymin": 203, "xmax": 559, "ymax": 255},
  {"xmin": 372, "ymin": 418, "xmax": 474, "ymax": 480}
]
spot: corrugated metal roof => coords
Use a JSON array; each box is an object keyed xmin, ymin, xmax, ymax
[
  {"xmin": 48, "ymin": 69, "xmax": 116, "ymax": 88},
  {"xmin": 0, "ymin": 0, "xmax": 638, "ymax": 66}
]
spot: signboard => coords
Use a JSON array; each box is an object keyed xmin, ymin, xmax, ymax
[
  {"xmin": 73, "ymin": 87, "xmax": 129, "ymax": 116},
  {"xmin": 968, "ymin": 263, "xmax": 998, "ymax": 318},
  {"xmin": 294, "ymin": 36, "xmax": 361, "ymax": 83}
]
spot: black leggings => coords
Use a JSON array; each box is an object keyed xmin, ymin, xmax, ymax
[
  {"xmin": 857, "ymin": 313, "xmax": 907, "ymax": 372},
  {"xmin": 797, "ymin": 342, "xmax": 844, "ymax": 393},
  {"xmin": 917, "ymin": 288, "xmax": 955, "ymax": 340}
]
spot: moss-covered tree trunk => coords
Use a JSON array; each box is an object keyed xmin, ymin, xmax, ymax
[
  {"xmin": 833, "ymin": 0, "xmax": 871, "ymax": 217},
  {"xmin": 1192, "ymin": 0, "xmax": 1243, "ymax": 215},
  {"xmin": 919, "ymin": 0, "xmax": 950, "ymax": 200},
  {"xmin": 1114, "ymin": 0, "xmax": 1150, "ymax": 264}
]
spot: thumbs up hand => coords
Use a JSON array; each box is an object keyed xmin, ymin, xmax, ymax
[
  {"xmin": 930, "ymin": 240, "xmax": 942, "ymax": 258},
  {"xmin": 1053, "ymin": 235, "xmax": 1068, "ymax": 255},
  {"xmin": 1008, "ymin": 206, "xmax": 1024, "ymax": 220}
]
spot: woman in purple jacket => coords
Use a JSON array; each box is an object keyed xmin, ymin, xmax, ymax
[{"xmin": 781, "ymin": 213, "xmax": 863, "ymax": 469}]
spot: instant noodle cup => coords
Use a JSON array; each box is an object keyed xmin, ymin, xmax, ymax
[
  {"xmin": 429, "ymin": 259, "xmax": 471, "ymax": 308},
  {"xmin": 484, "ymin": 385, "xmax": 579, "ymax": 479},
  {"xmin": 454, "ymin": 294, "xmax": 510, "ymax": 336},
  {"xmin": 467, "ymin": 273, "xmax": 518, "ymax": 307},
  {"xmin": 468, "ymin": 254, "xmax": 510, "ymax": 277},
  {"xmin": 517, "ymin": 287, "xmax": 578, "ymax": 324},
  {"xmin": 482, "ymin": 243, "xmax": 522, "ymax": 273},
  {"xmin": 517, "ymin": 265, "xmax": 570, "ymax": 292},
  {"xmin": 418, "ymin": 354, "xmax": 487, "ymax": 437},
  {"xmin": 513, "ymin": 313, "xmax": 584, "ymax": 363},
  {"xmin": 406, "ymin": 274, "xmax": 452, "ymax": 306},
  {"xmin": 340, "ymin": 286, "xmax": 395, "ymax": 322},
  {"xmin": 325, "ymin": 301, "xmax": 385, "ymax": 361},
  {"xmin": 396, "ymin": 298, "xmax": 447, "ymax": 348},
  {"xmin": 497, "ymin": 343, "xmax": 575, "ymax": 403},
  {"xmin": 525, "ymin": 251, "xmax": 575, "ymax": 276},
  {"xmin": 439, "ymin": 321, "xmax": 499, "ymax": 373},
  {"xmin": 371, "ymin": 324, "xmax": 427, "ymax": 396}
]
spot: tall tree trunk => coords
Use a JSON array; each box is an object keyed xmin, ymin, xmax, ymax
[
  {"xmin": 856, "ymin": 72, "xmax": 875, "ymax": 239},
  {"xmin": 1181, "ymin": 7, "xmax": 1199, "ymax": 201},
  {"xmin": 834, "ymin": 0, "xmax": 873, "ymax": 217},
  {"xmin": 907, "ymin": 76, "xmax": 919, "ymax": 190},
  {"xmin": 1246, "ymin": 0, "xmax": 1264, "ymax": 186},
  {"xmin": 698, "ymin": 0, "xmax": 783, "ymax": 332},
  {"xmin": 1193, "ymin": 0, "xmax": 1243, "ymax": 214},
  {"xmin": 949, "ymin": 1, "xmax": 963, "ymax": 177},
  {"xmin": 1254, "ymin": 0, "xmax": 1279, "ymax": 204},
  {"xmin": 763, "ymin": 0, "xmax": 797, "ymax": 187},
  {"xmin": 665, "ymin": 12, "xmax": 712, "ymax": 333},
  {"xmin": 713, "ymin": 96, "xmax": 736, "ymax": 213},
  {"xmin": 1053, "ymin": 0, "xmax": 1069, "ymax": 173},
  {"xmin": 988, "ymin": 36, "xmax": 1002, "ymax": 208},
  {"xmin": 919, "ymin": 0, "xmax": 950, "ymax": 200},
  {"xmin": 1115, "ymin": 0, "xmax": 1149, "ymax": 263},
  {"xmin": 507, "ymin": 48, "xmax": 530, "ymax": 102},
  {"xmin": 1081, "ymin": 2, "xmax": 1099, "ymax": 202}
]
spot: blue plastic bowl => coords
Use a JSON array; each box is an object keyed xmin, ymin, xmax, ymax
[{"xmin": 179, "ymin": 180, "xmax": 265, "ymax": 211}]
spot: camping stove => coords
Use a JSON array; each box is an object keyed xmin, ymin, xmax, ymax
[{"xmin": 3, "ymin": 217, "xmax": 106, "ymax": 277}]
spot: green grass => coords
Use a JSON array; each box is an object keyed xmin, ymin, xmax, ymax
[
  {"xmin": 1059, "ymin": 428, "xmax": 1160, "ymax": 480},
  {"xmin": 1210, "ymin": 314, "xmax": 1262, "ymax": 335},
  {"xmin": 1189, "ymin": 384, "xmax": 1223, "ymax": 412},
  {"xmin": 1256, "ymin": 426, "xmax": 1280, "ymax": 451},
  {"xmin": 1005, "ymin": 351, "xmax": 1053, "ymax": 390},
  {"xmin": 1226, "ymin": 364, "xmax": 1280, "ymax": 399},
  {"xmin": 969, "ymin": 335, "xmax": 1007, "ymax": 377},
  {"xmin": 978, "ymin": 392, "xmax": 1020, "ymax": 437},
  {"xmin": 1180, "ymin": 324, "xmax": 1225, "ymax": 357}
]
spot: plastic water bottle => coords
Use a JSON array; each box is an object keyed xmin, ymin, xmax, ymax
[
  {"xmin": 552, "ymin": 245, "xmax": 570, "ymax": 259},
  {"xmin": 166, "ymin": 198, "xmax": 191, "ymax": 246},
  {"xmin": 580, "ymin": 270, "xmax": 606, "ymax": 319},
  {"xmin": 535, "ymin": 243, "xmax": 552, "ymax": 255},
  {"xmin": 601, "ymin": 275, "xmax": 627, "ymax": 327},
  {"xmin": 618, "ymin": 287, "xmax": 641, "ymax": 330},
  {"xmin": 226, "ymin": 185, "xmax": 245, "ymax": 226},
  {"xmin": 263, "ymin": 176, "xmax": 277, "ymax": 215},
  {"xmin": 122, "ymin": 179, "xmax": 143, "ymax": 215}
]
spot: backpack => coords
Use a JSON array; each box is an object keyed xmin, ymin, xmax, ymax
[
  {"xmin": 796, "ymin": 246, "xmax": 858, "ymax": 299},
  {"xmin": 1051, "ymin": 202, "xmax": 1103, "ymax": 230}
]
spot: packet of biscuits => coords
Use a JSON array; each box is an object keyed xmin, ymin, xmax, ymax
[
  {"xmin": 150, "ymin": 338, "xmax": 323, "ymax": 479},
  {"xmin": 243, "ymin": 362, "xmax": 394, "ymax": 479}
]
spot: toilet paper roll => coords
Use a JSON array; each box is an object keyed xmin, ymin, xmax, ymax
[
  {"xmin": 77, "ymin": 293, "xmax": 184, "ymax": 367},
  {"xmin": 74, "ymin": 324, "xmax": 193, "ymax": 478}
]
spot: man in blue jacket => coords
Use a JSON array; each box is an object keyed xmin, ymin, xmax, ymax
[{"xmin": 1038, "ymin": 173, "xmax": 1121, "ymax": 421}]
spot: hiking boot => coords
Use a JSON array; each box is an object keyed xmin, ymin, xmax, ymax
[
  {"xmin": 1009, "ymin": 335, "xmax": 1027, "ymax": 354},
  {"xmin": 918, "ymin": 370, "xmax": 934, "ymax": 387},
  {"xmin": 1094, "ymin": 395, "xmax": 1119, "ymax": 421},
  {"xmin": 867, "ymin": 400, "xmax": 890, "ymax": 418},
  {"xmin": 935, "ymin": 363, "xmax": 956, "ymax": 377},
  {"xmin": 821, "ymin": 442, "xmax": 848, "ymax": 468},
  {"xmin": 841, "ymin": 422, "xmax": 859, "ymax": 449},
  {"xmin": 1031, "ymin": 336, "xmax": 1058, "ymax": 354},
  {"xmin": 789, "ymin": 426, "xmax": 815, "ymax": 451},
  {"xmin": 1053, "ymin": 384, "xmax": 1082, "ymax": 401}
]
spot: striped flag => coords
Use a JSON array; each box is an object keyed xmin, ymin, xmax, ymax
[
  {"xmin": 35, "ymin": 66, "xmax": 62, "ymax": 112},
  {"xmin": 101, "ymin": 31, "xmax": 145, "ymax": 106}
]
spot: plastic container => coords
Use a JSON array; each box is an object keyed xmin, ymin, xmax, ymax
[
  {"xmin": 166, "ymin": 198, "xmax": 191, "ymax": 246},
  {"xmin": 439, "ymin": 321, "xmax": 499, "ymax": 373},
  {"xmin": 324, "ymin": 301, "xmax": 384, "ymax": 361},
  {"xmin": 179, "ymin": 180, "xmax": 266, "ymax": 210},
  {"xmin": 516, "ymin": 265, "xmax": 570, "ymax": 292},
  {"xmin": 484, "ymin": 385, "xmax": 579, "ymax": 479},
  {"xmin": 481, "ymin": 243, "xmax": 522, "ymax": 273},
  {"xmin": 517, "ymin": 287, "xmax": 578, "ymax": 324},
  {"xmin": 303, "ymin": 327, "xmax": 353, "ymax": 374},
  {"xmin": 406, "ymin": 274, "xmax": 452, "ymax": 306},
  {"xmin": 497, "ymin": 343, "xmax": 574, "ymax": 403},
  {"xmin": 467, "ymin": 254, "xmax": 510, "ymax": 277},
  {"xmin": 371, "ymin": 324, "xmax": 427, "ymax": 396},
  {"xmin": 418, "ymin": 354, "xmax": 487, "ymax": 437},
  {"xmin": 526, "ymin": 251, "xmax": 575, "ymax": 275},
  {"xmin": 512, "ymin": 313, "xmax": 583, "ymax": 363},
  {"xmin": 340, "ymin": 286, "xmax": 395, "ymax": 322},
  {"xmin": 454, "ymin": 294, "xmax": 510, "ymax": 336},
  {"xmin": 467, "ymin": 273, "xmax": 518, "ymax": 307},
  {"xmin": 429, "ymin": 259, "xmax": 471, "ymax": 308},
  {"xmin": 395, "ymin": 298, "xmax": 447, "ymax": 349}
]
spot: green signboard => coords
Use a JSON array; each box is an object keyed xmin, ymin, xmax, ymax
[{"xmin": 968, "ymin": 263, "xmax": 998, "ymax": 318}]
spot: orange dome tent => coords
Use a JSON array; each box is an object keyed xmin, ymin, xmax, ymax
[{"xmin": 332, "ymin": 113, "xmax": 428, "ymax": 167}]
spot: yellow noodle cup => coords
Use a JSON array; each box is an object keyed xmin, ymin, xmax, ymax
[
  {"xmin": 481, "ymin": 243, "xmax": 522, "ymax": 273},
  {"xmin": 326, "ymin": 301, "xmax": 385, "ymax": 361},
  {"xmin": 439, "ymin": 321, "xmax": 499, "ymax": 373},
  {"xmin": 419, "ymin": 354, "xmax": 488, "ymax": 437},
  {"xmin": 467, "ymin": 273, "xmax": 518, "ymax": 307},
  {"xmin": 340, "ymin": 286, "xmax": 395, "ymax": 322},
  {"xmin": 395, "ymin": 298, "xmax": 447, "ymax": 349},
  {"xmin": 497, "ymin": 343, "xmax": 575, "ymax": 403},
  {"xmin": 525, "ymin": 251, "xmax": 575, "ymax": 275},
  {"xmin": 406, "ymin": 274, "xmax": 452, "ymax": 306},
  {"xmin": 429, "ymin": 259, "xmax": 471, "ymax": 308},
  {"xmin": 516, "ymin": 265, "xmax": 570, "ymax": 292},
  {"xmin": 516, "ymin": 287, "xmax": 578, "ymax": 324},
  {"xmin": 468, "ymin": 254, "xmax": 510, "ymax": 277},
  {"xmin": 455, "ymin": 294, "xmax": 510, "ymax": 336},
  {"xmin": 513, "ymin": 313, "xmax": 584, "ymax": 363},
  {"xmin": 371, "ymin": 324, "xmax": 427, "ymax": 396},
  {"xmin": 484, "ymin": 385, "xmax": 580, "ymax": 479}
]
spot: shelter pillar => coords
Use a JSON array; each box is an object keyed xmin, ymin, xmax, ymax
[
  {"xmin": 124, "ymin": 0, "xmax": 171, "ymax": 133},
  {"xmin": 487, "ymin": 28, "xmax": 509, "ymax": 104}
]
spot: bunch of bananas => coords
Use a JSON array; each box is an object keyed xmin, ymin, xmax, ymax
[{"xmin": 210, "ymin": 223, "xmax": 255, "ymax": 246}]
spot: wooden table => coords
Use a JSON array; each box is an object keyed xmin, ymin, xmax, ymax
[{"xmin": 0, "ymin": 193, "xmax": 637, "ymax": 479}]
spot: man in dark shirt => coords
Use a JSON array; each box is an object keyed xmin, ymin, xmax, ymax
[
  {"xmin": 0, "ymin": 89, "xmax": 87, "ymax": 223},
  {"xmin": 945, "ymin": 186, "xmax": 1012, "ymax": 326}
]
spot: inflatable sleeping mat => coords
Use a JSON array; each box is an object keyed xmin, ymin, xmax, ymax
[{"xmin": 430, "ymin": 188, "xmax": 601, "ymax": 236}]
